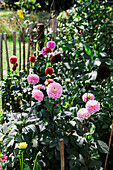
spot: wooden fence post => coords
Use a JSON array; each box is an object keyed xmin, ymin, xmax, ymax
[
  {"xmin": 0, "ymin": 33, "xmax": 3, "ymax": 80},
  {"xmin": 104, "ymin": 120, "xmax": 113, "ymax": 170},
  {"xmin": 37, "ymin": 23, "xmax": 44, "ymax": 51},
  {"xmin": 19, "ymin": 28, "xmax": 21, "ymax": 72},
  {"xmin": 0, "ymin": 33, "xmax": 4, "ymax": 110},
  {"xmin": 22, "ymin": 27, "xmax": 25, "ymax": 71},
  {"xmin": 27, "ymin": 25, "xmax": 32, "ymax": 75},
  {"xmin": 59, "ymin": 139, "xmax": 65, "ymax": 170},
  {"xmin": 4, "ymin": 33, "xmax": 10, "ymax": 71},
  {"xmin": 13, "ymin": 32, "xmax": 16, "ymax": 56}
]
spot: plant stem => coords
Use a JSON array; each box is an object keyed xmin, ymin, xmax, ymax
[
  {"xmin": 19, "ymin": 157, "xmax": 22, "ymax": 170},
  {"xmin": 33, "ymin": 152, "xmax": 39, "ymax": 170},
  {"xmin": 22, "ymin": 152, "xmax": 24, "ymax": 170}
]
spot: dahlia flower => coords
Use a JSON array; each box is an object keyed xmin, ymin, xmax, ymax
[
  {"xmin": 50, "ymin": 54, "xmax": 61, "ymax": 63},
  {"xmin": 45, "ymin": 67, "xmax": 54, "ymax": 76},
  {"xmin": 47, "ymin": 82, "xmax": 63, "ymax": 99},
  {"xmin": 16, "ymin": 142, "xmax": 28, "ymax": 149},
  {"xmin": 9, "ymin": 55, "xmax": 17, "ymax": 64},
  {"xmin": 82, "ymin": 93, "xmax": 95, "ymax": 102},
  {"xmin": 27, "ymin": 74, "xmax": 39, "ymax": 84},
  {"xmin": 33, "ymin": 84, "xmax": 45, "ymax": 90},
  {"xmin": 30, "ymin": 56, "xmax": 36, "ymax": 63},
  {"xmin": 97, "ymin": 65, "xmax": 111, "ymax": 79},
  {"xmin": 47, "ymin": 41, "xmax": 56, "ymax": 49},
  {"xmin": 32, "ymin": 89, "xmax": 44, "ymax": 102},
  {"xmin": 86, "ymin": 100, "xmax": 100, "ymax": 114},
  {"xmin": 41, "ymin": 47, "xmax": 51, "ymax": 55},
  {"xmin": 12, "ymin": 65, "xmax": 16, "ymax": 71},
  {"xmin": 77, "ymin": 108, "xmax": 91, "ymax": 120},
  {"xmin": 0, "ymin": 154, "xmax": 8, "ymax": 162}
]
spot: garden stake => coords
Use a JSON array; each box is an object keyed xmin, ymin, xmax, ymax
[
  {"xmin": 59, "ymin": 139, "xmax": 65, "ymax": 170},
  {"xmin": 104, "ymin": 120, "xmax": 113, "ymax": 170}
]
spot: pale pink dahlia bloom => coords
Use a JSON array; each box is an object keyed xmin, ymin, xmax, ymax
[
  {"xmin": 82, "ymin": 93, "xmax": 95, "ymax": 102},
  {"xmin": 86, "ymin": 100, "xmax": 100, "ymax": 114},
  {"xmin": 77, "ymin": 108, "xmax": 91, "ymax": 120},
  {"xmin": 27, "ymin": 74, "xmax": 39, "ymax": 84},
  {"xmin": 33, "ymin": 84, "xmax": 45, "ymax": 90},
  {"xmin": 32, "ymin": 89, "xmax": 44, "ymax": 102},
  {"xmin": 47, "ymin": 41, "xmax": 56, "ymax": 49},
  {"xmin": 47, "ymin": 82, "xmax": 63, "ymax": 99}
]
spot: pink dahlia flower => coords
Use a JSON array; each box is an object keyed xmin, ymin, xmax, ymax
[
  {"xmin": 47, "ymin": 41, "xmax": 56, "ymax": 49},
  {"xmin": 86, "ymin": 100, "xmax": 100, "ymax": 114},
  {"xmin": 33, "ymin": 84, "xmax": 45, "ymax": 90},
  {"xmin": 82, "ymin": 93, "xmax": 95, "ymax": 102},
  {"xmin": 77, "ymin": 108, "xmax": 91, "ymax": 120},
  {"xmin": 0, "ymin": 154, "xmax": 8, "ymax": 162},
  {"xmin": 32, "ymin": 89, "xmax": 44, "ymax": 102},
  {"xmin": 47, "ymin": 82, "xmax": 63, "ymax": 99},
  {"xmin": 27, "ymin": 74, "xmax": 39, "ymax": 84},
  {"xmin": 42, "ymin": 47, "xmax": 47, "ymax": 55}
]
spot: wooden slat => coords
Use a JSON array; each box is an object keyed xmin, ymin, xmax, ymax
[
  {"xmin": 4, "ymin": 33, "xmax": 10, "ymax": 71},
  {"xmin": 22, "ymin": 27, "xmax": 25, "ymax": 71},
  {"xmin": 59, "ymin": 139, "xmax": 65, "ymax": 170},
  {"xmin": 37, "ymin": 23, "xmax": 44, "ymax": 51},
  {"xmin": 19, "ymin": 28, "xmax": 21, "ymax": 72},
  {"xmin": 0, "ymin": 33, "xmax": 3, "ymax": 80},
  {"xmin": 13, "ymin": 32, "xmax": 16, "ymax": 55},
  {"xmin": 27, "ymin": 25, "xmax": 32, "ymax": 75}
]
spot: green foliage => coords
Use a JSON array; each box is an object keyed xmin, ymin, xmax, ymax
[{"xmin": 0, "ymin": 0, "xmax": 113, "ymax": 169}]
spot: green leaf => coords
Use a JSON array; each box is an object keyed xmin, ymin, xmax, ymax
[
  {"xmin": 97, "ymin": 140, "xmax": 109, "ymax": 153},
  {"xmin": 84, "ymin": 44, "xmax": 93, "ymax": 57},
  {"xmin": 24, "ymin": 163, "xmax": 30, "ymax": 170},
  {"xmin": 89, "ymin": 160, "xmax": 102, "ymax": 168}
]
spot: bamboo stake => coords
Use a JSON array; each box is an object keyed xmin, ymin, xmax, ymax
[
  {"xmin": 104, "ymin": 120, "xmax": 113, "ymax": 170},
  {"xmin": 59, "ymin": 139, "xmax": 65, "ymax": 170}
]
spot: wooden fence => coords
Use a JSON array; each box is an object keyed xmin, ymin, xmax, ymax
[
  {"xmin": 0, "ymin": 19, "xmax": 58, "ymax": 110},
  {"xmin": 0, "ymin": 19, "xmax": 58, "ymax": 81}
]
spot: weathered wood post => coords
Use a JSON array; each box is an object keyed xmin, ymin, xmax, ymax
[
  {"xmin": 4, "ymin": 33, "xmax": 10, "ymax": 71},
  {"xmin": 59, "ymin": 138, "xmax": 65, "ymax": 170},
  {"xmin": 13, "ymin": 32, "xmax": 16, "ymax": 56},
  {"xmin": 0, "ymin": 33, "xmax": 4, "ymax": 110},
  {"xmin": 27, "ymin": 25, "xmax": 32, "ymax": 75},
  {"xmin": 104, "ymin": 120, "xmax": 113, "ymax": 170},
  {"xmin": 0, "ymin": 33, "xmax": 3, "ymax": 80},
  {"xmin": 37, "ymin": 23, "xmax": 44, "ymax": 51},
  {"xmin": 19, "ymin": 28, "xmax": 21, "ymax": 72},
  {"xmin": 22, "ymin": 27, "xmax": 25, "ymax": 71}
]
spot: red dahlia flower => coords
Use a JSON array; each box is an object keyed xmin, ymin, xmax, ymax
[
  {"xmin": 45, "ymin": 67, "xmax": 54, "ymax": 76},
  {"xmin": 97, "ymin": 66, "xmax": 111, "ymax": 79},
  {"xmin": 15, "ymin": 62, "xmax": 19, "ymax": 67},
  {"xmin": 30, "ymin": 56, "xmax": 36, "ymax": 63},
  {"xmin": 50, "ymin": 54, "xmax": 61, "ymax": 63},
  {"xmin": 12, "ymin": 65, "xmax": 16, "ymax": 71},
  {"xmin": 9, "ymin": 55, "xmax": 17, "ymax": 64}
]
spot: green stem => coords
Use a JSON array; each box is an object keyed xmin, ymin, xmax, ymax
[
  {"xmin": 19, "ymin": 157, "xmax": 22, "ymax": 170},
  {"xmin": 33, "ymin": 153, "xmax": 39, "ymax": 170},
  {"xmin": 22, "ymin": 152, "xmax": 24, "ymax": 170}
]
